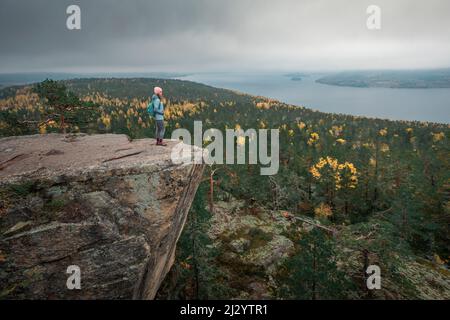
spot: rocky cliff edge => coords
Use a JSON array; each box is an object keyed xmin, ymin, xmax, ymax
[{"xmin": 0, "ymin": 134, "xmax": 204, "ymax": 299}]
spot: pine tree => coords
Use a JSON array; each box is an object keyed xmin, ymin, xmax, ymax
[
  {"xmin": 33, "ymin": 79, "xmax": 96, "ymax": 133},
  {"xmin": 278, "ymin": 228, "xmax": 353, "ymax": 299}
]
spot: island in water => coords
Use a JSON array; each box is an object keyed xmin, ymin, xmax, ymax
[
  {"xmin": 316, "ymin": 69, "xmax": 450, "ymax": 88},
  {"xmin": 284, "ymin": 72, "xmax": 310, "ymax": 81}
]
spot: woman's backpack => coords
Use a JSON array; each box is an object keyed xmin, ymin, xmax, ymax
[{"xmin": 147, "ymin": 100, "xmax": 155, "ymax": 117}]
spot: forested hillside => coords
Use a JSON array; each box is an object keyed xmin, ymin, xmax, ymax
[{"xmin": 1, "ymin": 78, "xmax": 449, "ymax": 299}]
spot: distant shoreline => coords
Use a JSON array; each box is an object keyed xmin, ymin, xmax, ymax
[
  {"xmin": 315, "ymin": 69, "xmax": 450, "ymax": 89},
  {"xmin": 315, "ymin": 80, "xmax": 450, "ymax": 89},
  {"xmin": 0, "ymin": 72, "xmax": 190, "ymax": 88}
]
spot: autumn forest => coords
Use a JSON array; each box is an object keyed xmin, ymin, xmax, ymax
[{"xmin": 0, "ymin": 78, "xmax": 449, "ymax": 299}]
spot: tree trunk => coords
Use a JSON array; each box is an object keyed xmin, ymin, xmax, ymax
[
  {"xmin": 373, "ymin": 140, "xmax": 379, "ymax": 204},
  {"xmin": 60, "ymin": 114, "xmax": 66, "ymax": 134},
  {"xmin": 209, "ymin": 172, "xmax": 214, "ymax": 213},
  {"xmin": 312, "ymin": 244, "xmax": 317, "ymax": 300},
  {"xmin": 308, "ymin": 180, "xmax": 312, "ymax": 200},
  {"xmin": 191, "ymin": 213, "xmax": 199, "ymax": 299},
  {"xmin": 402, "ymin": 207, "xmax": 408, "ymax": 239}
]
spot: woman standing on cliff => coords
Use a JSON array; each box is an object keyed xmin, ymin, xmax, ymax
[{"xmin": 149, "ymin": 86, "xmax": 167, "ymax": 146}]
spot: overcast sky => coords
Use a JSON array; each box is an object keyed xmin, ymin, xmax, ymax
[{"xmin": 1, "ymin": 0, "xmax": 450, "ymax": 73}]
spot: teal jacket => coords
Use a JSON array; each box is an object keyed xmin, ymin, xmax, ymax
[{"xmin": 152, "ymin": 94, "xmax": 164, "ymax": 121}]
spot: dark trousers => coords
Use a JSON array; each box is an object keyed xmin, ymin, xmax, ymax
[{"xmin": 155, "ymin": 120, "xmax": 165, "ymax": 139}]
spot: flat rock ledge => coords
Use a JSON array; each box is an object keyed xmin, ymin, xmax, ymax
[{"xmin": 0, "ymin": 134, "xmax": 204, "ymax": 299}]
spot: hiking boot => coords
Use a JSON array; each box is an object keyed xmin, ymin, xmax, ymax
[{"xmin": 159, "ymin": 139, "xmax": 167, "ymax": 146}]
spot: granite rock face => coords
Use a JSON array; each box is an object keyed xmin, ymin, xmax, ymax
[{"xmin": 0, "ymin": 134, "xmax": 204, "ymax": 299}]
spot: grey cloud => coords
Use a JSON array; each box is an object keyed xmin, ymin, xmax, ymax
[{"xmin": 0, "ymin": 0, "xmax": 449, "ymax": 72}]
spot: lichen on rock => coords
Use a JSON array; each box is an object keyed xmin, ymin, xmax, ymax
[{"xmin": 208, "ymin": 196, "xmax": 294, "ymax": 298}]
